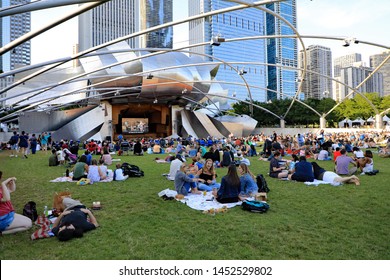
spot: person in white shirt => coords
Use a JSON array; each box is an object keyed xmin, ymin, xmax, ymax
[
  {"xmin": 114, "ymin": 164, "xmax": 128, "ymax": 181},
  {"xmin": 317, "ymin": 147, "xmax": 331, "ymax": 161},
  {"xmin": 167, "ymin": 155, "xmax": 184, "ymax": 181},
  {"xmin": 57, "ymin": 149, "xmax": 65, "ymax": 165},
  {"xmin": 352, "ymin": 147, "xmax": 364, "ymax": 159},
  {"xmin": 238, "ymin": 153, "xmax": 250, "ymax": 166}
]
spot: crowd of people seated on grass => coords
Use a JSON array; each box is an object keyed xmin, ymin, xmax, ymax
[
  {"xmin": 2, "ymin": 128, "xmax": 390, "ymax": 160},
  {"xmin": 3, "ymin": 128, "xmax": 390, "ymax": 241}
]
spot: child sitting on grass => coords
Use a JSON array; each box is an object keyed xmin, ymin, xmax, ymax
[{"xmin": 114, "ymin": 163, "xmax": 128, "ymax": 181}]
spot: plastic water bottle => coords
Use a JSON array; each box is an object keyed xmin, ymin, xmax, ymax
[{"xmin": 44, "ymin": 205, "xmax": 48, "ymax": 217}]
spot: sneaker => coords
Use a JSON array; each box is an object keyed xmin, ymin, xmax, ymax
[
  {"xmin": 15, "ymin": 155, "xmax": 18, "ymax": 157},
  {"xmin": 360, "ymin": 172, "xmax": 365, "ymax": 175},
  {"xmin": 24, "ymin": 155, "xmax": 28, "ymax": 159},
  {"xmin": 9, "ymin": 155, "xmax": 14, "ymax": 157}
]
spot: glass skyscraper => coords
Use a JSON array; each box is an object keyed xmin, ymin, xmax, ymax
[
  {"xmin": 0, "ymin": 0, "xmax": 31, "ymax": 73},
  {"xmin": 266, "ymin": 0, "xmax": 297, "ymax": 101},
  {"xmin": 189, "ymin": 0, "xmax": 267, "ymax": 106},
  {"xmin": 78, "ymin": 0, "xmax": 173, "ymax": 51}
]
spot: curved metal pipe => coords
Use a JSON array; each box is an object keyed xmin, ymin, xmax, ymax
[
  {"xmin": 0, "ymin": 0, "xmax": 283, "ymax": 95},
  {"xmin": 0, "ymin": 0, "xmax": 105, "ymax": 17},
  {"xmin": 1, "ymin": 0, "xmax": 387, "ymax": 125},
  {"xmin": 325, "ymin": 54, "xmax": 390, "ymax": 118},
  {"xmin": 227, "ymin": 0, "xmax": 308, "ymax": 120},
  {"xmin": 0, "ymin": 1, "xmax": 110, "ymax": 55},
  {"xmin": 2, "ymin": 34, "xmax": 388, "ymax": 80},
  {"xmin": 3, "ymin": 36, "xmax": 385, "ymax": 118},
  {"xmin": 4, "ymin": 55, "xmax": 379, "ymax": 121}
]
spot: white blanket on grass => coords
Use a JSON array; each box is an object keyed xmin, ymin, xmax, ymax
[
  {"xmin": 50, "ymin": 176, "xmax": 113, "ymax": 183},
  {"xmin": 158, "ymin": 188, "xmax": 242, "ymax": 211},
  {"xmin": 304, "ymin": 179, "xmax": 331, "ymax": 186},
  {"xmin": 50, "ymin": 170, "xmax": 114, "ymax": 183}
]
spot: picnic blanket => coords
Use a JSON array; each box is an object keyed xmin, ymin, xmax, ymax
[
  {"xmin": 31, "ymin": 216, "xmax": 54, "ymax": 240},
  {"xmin": 50, "ymin": 170, "xmax": 114, "ymax": 183},
  {"xmin": 50, "ymin": 177, "xmax": 113, "ymax": 183},
  {"xmin": 158, "ymin": 188, "xmax": 242, "ymax": 211},
  {"xmin": 304, "ymin": 179, "xmax": 333, "ymax": 186}
]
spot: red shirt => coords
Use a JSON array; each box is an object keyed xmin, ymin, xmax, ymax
[
  {"xmin": 0, "ymin": 189, "xmax": 14, "ymax": 216},
  {"xmin": 333, "ymin": 150, "xmax": 342, "ymax": 161},
  {"xmin": 87, "ymin": 142, "xmax": 97, "ymax": 152}
]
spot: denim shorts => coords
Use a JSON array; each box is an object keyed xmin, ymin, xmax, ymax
[{"xmin": 0, "ymin": 211, "xmax": 15, "ymax": 231}]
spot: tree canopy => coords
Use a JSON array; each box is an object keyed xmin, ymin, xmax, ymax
[{"xmin": 232, "ymin": 93, "xmax": 388, "ymax": 127}]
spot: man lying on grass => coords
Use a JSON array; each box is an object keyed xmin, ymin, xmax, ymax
[{"xmin": 51, "ymin": 197, "xmax": 99, "ymax": 241}]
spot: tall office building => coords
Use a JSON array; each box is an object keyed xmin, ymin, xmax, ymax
[
  {"xmin": 0, "ymin": 0, "xmax": 31, "ymax": 110},
  {"xmin": 188, "ymin": 0, "xmax": 267, "ymax": 105},
  {"xmin": 370, "ymin": 51, "xmax": 390, "ymax": 96},
  {"xmin": 78, "ymin": 0, "xmax": 173, "ymax": 51},
  {"xmin": 333, "ymin": 53, "xmax": 362, "ymax": 101},
  {"xmin": 0, "ymin": 0, "xmax": 31, "ymax": 73},
  {"xmin": 266, "ymin": 0, "xmax": 298, "ymax": 100},
  {"xmin": 339, "ymin": 65, "xmax": 383, "ymax": 99},
  {"xmin": 299, "ymin": 45, "xmax": 332, "ymax": 100},
  {"xmin": 333, "ymin": 53, "xmax": 362, "ymax": 77}
]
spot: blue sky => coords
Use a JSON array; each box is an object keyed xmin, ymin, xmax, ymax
[{"xmin": 30, "ymin": 0, "xmax": 390, "ymax": 65}]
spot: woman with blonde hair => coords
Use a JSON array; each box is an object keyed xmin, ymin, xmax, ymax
[
  {"xmin": 196, "ymin": 158, "xmax": 220, "ymax": 191},
  {"xmin": 238, "ymin": 163, "xmax": 258, "ymax": 200}
]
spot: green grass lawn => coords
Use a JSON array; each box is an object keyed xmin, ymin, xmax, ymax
[{"xmin": 0, "ymin": 149, "xmax": 389, "ymax": 260}]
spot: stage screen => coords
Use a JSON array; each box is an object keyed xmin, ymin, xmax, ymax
[{"xmin": 122, "ymin": 118, "xmax": 149, "ymax": 134}]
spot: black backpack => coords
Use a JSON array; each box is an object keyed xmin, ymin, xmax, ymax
[
  {"xmin": 256, "ymin": 174, "xmax": 270, "ymax": 193},
  {"xmin": 242, "ymin": 200, "xmax": 270, "ymax": 213},
  {"xmin": 23, "ymin": 201, "xmax": 38, "ymax": 221},
  {"xmin": 121, "ymin": 163, "xmax": 144, "ymax": 177}
]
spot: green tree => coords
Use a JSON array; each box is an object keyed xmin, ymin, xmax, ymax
[{"xmin": 379, "ymin": 95, "xmax": 390, "ymax": 113}]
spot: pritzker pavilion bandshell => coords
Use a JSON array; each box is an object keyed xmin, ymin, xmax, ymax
[{"xmin": 1, "ymin": 0, "xmax": 389, "ymax": 141}]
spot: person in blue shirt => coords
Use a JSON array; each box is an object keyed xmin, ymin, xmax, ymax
[
  {"xmin": 288, "ymin": 156, "xmax": 314, "ymax": 182},
  {"xmin": 84, "ymin": 150, "xmax": 92, "ymax": 166},
  {"xmin": 207, "ymin": 138, "xmax": 213, "ymax": 147},
  {"xmin": 212, "ymin": 164, "xmax": 240, "ymax": 203},
  {"xmin": 297, "ymin": 133, "xmax": 305, "ymax": 147},
  {"xmin": 175, "ymin": 141, "xmax": 184, "ymax": 154},
  {"xmin": 238, "ymin": 163, "xmax": 258, "ymax": 200},
  {"xmin": 289, "ymin": 154, "xmax": 299, "ymax": 174},
  {"xmin": 344, "ymin": 141, "xmax": 353, "ymax": 153}
]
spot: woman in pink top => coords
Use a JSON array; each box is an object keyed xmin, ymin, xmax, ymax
[{"xmin": 101, "ymin": 150, "xmax": 112, "ymax": 165}]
